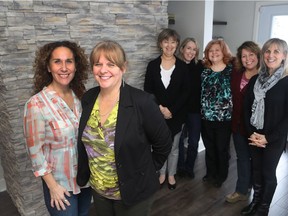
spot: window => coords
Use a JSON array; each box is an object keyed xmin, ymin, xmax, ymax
[{"xmin": 257, "ymin": 4, "xmax": 288, "ymax": 45}]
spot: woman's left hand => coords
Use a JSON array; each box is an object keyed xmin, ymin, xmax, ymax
[{"xmin": 248, "ymin": 132, "xmax": 268, "ymax": 148}]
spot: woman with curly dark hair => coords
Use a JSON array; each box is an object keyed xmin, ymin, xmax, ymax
[{"xmin": 24, "ymin": 41, "xmax": 91, "ymax": 216}]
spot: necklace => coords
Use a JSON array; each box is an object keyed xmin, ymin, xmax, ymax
[{"xmin": 98, "ymin": 100, "xmax": 119, "ymax": 117}]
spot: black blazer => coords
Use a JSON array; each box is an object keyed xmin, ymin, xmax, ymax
[
  {"xmin": 144, "ymin": 56, "xmax": 190, "ymax": 136},
  {"xmin": 77, "ymin": 84, "xmax": 172, "ymax": 206}
]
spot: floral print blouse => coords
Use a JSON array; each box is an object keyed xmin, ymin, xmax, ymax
[{"xmin": 201, "ymin": 64, "xmax": 233, "ymax": 121}]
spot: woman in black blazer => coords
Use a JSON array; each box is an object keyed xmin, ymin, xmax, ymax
[
  {"xmin": 77, "ymin": 40, "xmax": 172, "ymax": 216},
  {"xmin": 144, "ymin": 28, "xmax": 190, "ymax": 190}
]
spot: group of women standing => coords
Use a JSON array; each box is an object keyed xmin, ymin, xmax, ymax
[{"xmin": 23, "ymin": 27, "xmax": 288, "ymax": 216}]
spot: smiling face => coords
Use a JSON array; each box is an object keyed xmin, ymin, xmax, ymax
[
  {"xmin": 181, "ymin": 41, "xmax": 197, "ymax": 63},
  {"xmin": 208, "ymin": 44, "xmax": 224, "ymax": 64},
  {"xmin": 160, "ymin": 37, "xmax": 178, "ymax": 58},
  {"xmin": 48, "ymin": 46, "xmax": 76, "ymax": 88},
  {"xmin": 241, "ymin": 48, "xmax": 259, "ymax": 71},
  {"xmin": 264, "ymin": 43, "xmax": 286, "ymax": 73},
  {"xmin": 92, "ymin": 53, "xmax": 125, "ymax": 91}
]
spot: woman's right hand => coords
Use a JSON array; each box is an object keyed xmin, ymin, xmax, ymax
[
  {"xmin": 42, "ymin": 173, "xmax": 71, "ymax": 210},
  {"xmin": 49, "ymin": 183, "xmax": 71, "ymax": 210}
]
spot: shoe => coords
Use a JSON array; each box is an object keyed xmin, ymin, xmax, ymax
[
  {"xmin": 226, "ymin": 192, "xmax": 248, "ymax": 203},
  {"xmin": 241, "ymin": 202, "xmax": 259, "ymax": 215},
  {"xmin": 168, "ymin": 182, "xmax": 176, "ymax": 190}
]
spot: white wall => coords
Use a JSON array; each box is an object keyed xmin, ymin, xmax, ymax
[
  {"xmin": 168, "ymin": 1, "xmax": 258, "ymax": 55},
  {"xmin": 213, "ymin": 1, "xmax": 256, "ymax": 55},
  {"xmin": 168, "ymin": 1, "xmax": 206, "ymax": 57}
]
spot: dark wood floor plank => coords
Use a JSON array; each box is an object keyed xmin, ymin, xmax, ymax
[{"xmin": 1, "ymin": 145, "xmax": 287, "ymax": 215}]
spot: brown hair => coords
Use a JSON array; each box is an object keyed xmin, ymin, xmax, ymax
[
  {"xmin": 33, "ymin": 41, "xmax": 89, "ymax": 99},
  {"xmin": 235, "ymin": 41, "xmax": 261, "ymax": 71},
  {"xmin": 157, "ymin": 28, "xmax": 180, "ymax": 50},
  {"xmin": 203, "ymin": 39, "xmax": 233, "ymax": 68},
  {"xmin": 90, "ymin": 40, "xmax": 127, "ymax": 71}
]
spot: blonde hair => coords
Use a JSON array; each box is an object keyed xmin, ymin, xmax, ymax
[
  {"xmin": 261, "ymin": 38, "xmax": 288, "ymax": 76},
  {"xmin": 90, "ymin": 40, "xmax": 127, "ymax": 71},
  {"xmin": 178, "ymin": 37, "xmax": 199, "ymax": 63}
]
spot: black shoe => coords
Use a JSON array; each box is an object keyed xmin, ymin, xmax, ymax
[
  {"xmin": 241, "ymin": 202, "xmax": 259, "ymax": 215},
  {"xmin": 168, "ymin": 182, "xmax": 176, "ymax": 190}
]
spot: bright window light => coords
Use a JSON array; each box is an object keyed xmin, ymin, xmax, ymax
[{"xmin": 271, "ymin": 15, "xmax": 288, "ymax": 43}]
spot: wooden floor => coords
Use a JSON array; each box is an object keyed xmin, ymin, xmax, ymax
[{"xmin": 1, "ymin": 145, "xmax": 288, "ymax": 216}]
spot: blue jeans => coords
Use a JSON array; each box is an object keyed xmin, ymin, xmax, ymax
[
  {"xmin": 42, "ymin": 180, "xmax": 92, "ymax": 216},
  {"xmin": 233, "ymin": 132, "xmax": 252, "ymax": 195},
  {"xmin": 178, "ymin": 113, "xmax": 201, "ymax": 176}
]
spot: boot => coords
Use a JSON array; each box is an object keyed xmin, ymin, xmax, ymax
[
  {"xmin": 241, "ymin": 184, "xmax": 262, "ymax": 215},
  {"xmin": 255, "ymin": 203, "xmax": 269, "ymax": 216},
  {"xmin": 241, "ymin": 202, "xmax": 259, "ymax": 215}
]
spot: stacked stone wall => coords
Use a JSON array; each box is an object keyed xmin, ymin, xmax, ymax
[{"xmin": 0, "ymin": 1, "xmax": 168, "ymax": 215}]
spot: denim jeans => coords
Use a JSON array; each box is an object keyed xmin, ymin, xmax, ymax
[
  {"xmin": 233, "ymin": 132, "xmax": 252, "ymax": 195},
  {"xmin": 42, "ymin": 180, "xmax": 92, "ymax": 216},
  {"xmin": 178, "ymin": 113, "xmax": 201, "ymax": 175}
]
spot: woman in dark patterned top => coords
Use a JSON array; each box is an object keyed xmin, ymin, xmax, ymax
[{"xmin": 201, "ymin": 39, "xmax": 233, "ymax": 188}]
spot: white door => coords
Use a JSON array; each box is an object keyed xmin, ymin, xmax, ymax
[{"xmin": 257, "ymin": 4, "xmax": 288, "ymax": 45}]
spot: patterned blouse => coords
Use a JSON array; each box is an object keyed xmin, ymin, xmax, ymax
[
  {"xmin": 23, "ymin": 87, "xmax": 82, "ymax": 194},
  {"xmin": 82, "ymin": 98, "xmax": 120, "ymax": 200},
  {"xmin": 201, "ymin": 64, "xmax": 233, "ymax": 121}
]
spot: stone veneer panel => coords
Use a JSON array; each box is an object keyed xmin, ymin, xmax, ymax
[{"xmin": 0, "ymin": 1, "xmax": 168, "ymax": 215}]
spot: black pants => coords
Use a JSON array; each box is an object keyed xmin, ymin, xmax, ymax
[
  {"xmin": 91, "ymin": 190, "xmax": 155, "ymax": 216},
  {"xmin": 250, "ymin": 137, "xmax": 286, "ymax": 205},
  {"xmin": 201, "ymin": 120, "xmax": 231, "ymax": 183}
]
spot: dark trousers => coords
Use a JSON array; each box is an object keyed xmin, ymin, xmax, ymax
[
  {"xmin": 178, "ymin": 113, "xmax": 201, "ymax": 175},
  {"xmin": 91, "ymin": 190, "xmax": 154, "ymax": 216},
  {"xmin": 201, "ymin": 120, "xmax": 231, "ymax": 183},
  {"xmin": 250, "ymin": 137, "xmax": 286, "ymax": 205}
]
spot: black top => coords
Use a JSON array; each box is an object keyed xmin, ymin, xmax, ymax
[
  {"xmin": 244, "ymin": 75, "xmax": 288, "ymax": 148},
  {"xmin": 144, "ymin": 56, "xmax": 190, "ymax": 136},
  {"xmin": 77, "ymin": 84, "xmax": 172, "ymax": 205}
]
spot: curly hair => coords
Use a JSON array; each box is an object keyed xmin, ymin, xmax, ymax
[
  {"xmin": 203, "ymin": 39, "xmax": 233, "ymax": 68},
  {"xmin": 33, "ymin": 41, "xmax": 89, "ymax": 99},
  {"xmin": 235, "ymin": 41, "xmax": 261, "ymax": 71}
]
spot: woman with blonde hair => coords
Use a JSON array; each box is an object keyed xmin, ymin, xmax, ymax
[
  {"xmin": 177, "ymin": 38, "xmax": 203, "ymax": 179},
  {"xmin": 77, "ymin": 40, "xmax": 172, "ymax": 216}
]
